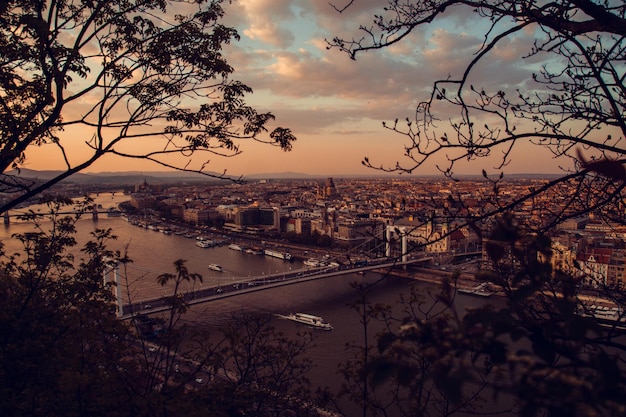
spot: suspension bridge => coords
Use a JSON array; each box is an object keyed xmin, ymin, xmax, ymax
[{"xmin": 108, "ymin": 255, "xmax": 432, "ymax": 319}]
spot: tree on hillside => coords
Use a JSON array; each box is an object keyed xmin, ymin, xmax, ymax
[
  {"xmin": 329, "ymin": 0, "xmax": 625, "ymax": 230},
  {"xmin": 329, "ymin": 2, "xmax": 626, "ymax": 416},
  {"xmin": 207, "ymin": 312, "xmax": 321, "ymax": 417},
  {"xmin": 0, "ymin": 0, "xmax": 296, "ymax": 212},
  {"xmin": 337, "ymin": 280, "xmax": 514, "ymax": 417},
  {"xmin": 379, "ymin": 218, "xmax": 626, "ymax": 417},
  {"xmin": 0, "ymin": 198, "xmax": 136, "ymax": 416}
]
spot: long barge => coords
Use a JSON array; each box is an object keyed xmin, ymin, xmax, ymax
[{"xmin": 264, "ymin": 249, "xmax": 292, "ymax": 261}]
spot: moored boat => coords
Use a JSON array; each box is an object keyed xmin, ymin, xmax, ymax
[
  {"xmin": 304, "ymin": 258, "xmax": 326, "ymax": 267},
  {"xmin": 228, "ymin": 243, "xmax": 243, "ymax": 251},
  {"xmin": 580, "ymin": 304, "xmax": 626, "ymax": 330},
  {"xmin": 245, "ymin": 247, "xmax": 264, "ymax": 255},
  {"xmin": 264, "ymin": 249, "xmax": 292, "ymax": 261},
  {"xmin": 278, "ymin": 312, "xmax": 333, "ymax": 330},
  {"xmin": 196, "ymin": 240, "xmax": 214, "ymax": 248}
]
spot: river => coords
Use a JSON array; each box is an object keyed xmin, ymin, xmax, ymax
[{"xmin": 0, "ymin": 192, "xmax": 501, "ymax": 415}]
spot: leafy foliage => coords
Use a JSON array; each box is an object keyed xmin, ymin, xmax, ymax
[
  {"xmin": 0, "ymin": 197, "xmax": 134, "ymax": 417},
  {"xmin": 0, "ymin": 0, "xmax": 296, "ymax": 212},
  {"xmin": 364, "ymin": 216, "xmax": 626, "ymax": 417},
  {"xmin": 207, "ymin": 311, "xmax": 322, "ymax": 417},
  {"xmin": 338, "ymin": 280, "xmax": 500, "ymax": 417}
]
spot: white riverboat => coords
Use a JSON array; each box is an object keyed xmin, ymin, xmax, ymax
[
  {"xmin": 228, "ymin": 243, "xmax": 243, "ymax": 251},
  {"xmin": 457, "ymin": 282, "xmax": 494, "ymax": 297},
  {"xmin": 264, "ymin": 249, "xmax": 292, "ymax": 261},
  {"xmin": 304, "ymin": 258, "xmax": 326, "ymax": 267},
  {"xmin": 580, "ymin": 304, "xmax": 626, "ymax": 331},
  {"xmin": 207, "ymin": 263, "xmax": 223, "ymax": 272},
  {"xmin": 196, "ymin": 240, "xmax": 214, "ymax": 248},
  {"xmin": 278, "ymin": 312, "xmax": 333, "ymax": 330}
]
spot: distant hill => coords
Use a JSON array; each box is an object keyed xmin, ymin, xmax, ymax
[
  {"xmin": 6, "ymin": 169, "xmax": 219, "ymax": 185},
  {"xmin": 5, "ymin": 169, "xmax": 320, "ymax": 185},
  {"xmin": 245, "ymin": 171, "xmax": 325, "ymax": 180},
  {"xmin": 5, "ymin": 169, "xmax": 563, "ymax": 185},
  {"xmin": 7, "ymin": 168, "xmax": 94, "ymax": 181}
]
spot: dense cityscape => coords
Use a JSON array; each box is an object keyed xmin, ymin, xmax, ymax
[
  {"xmin": 131, "ymin": 176, "xmax": 626, "ymax": 289},
  {"xmin": 20, "ymin": 173, "xmax": 624, "ymax": 291}
]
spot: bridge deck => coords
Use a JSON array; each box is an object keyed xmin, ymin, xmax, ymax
[{"xmin": 119, "ymin": 257, "xmax": 431, "ymax": 318}]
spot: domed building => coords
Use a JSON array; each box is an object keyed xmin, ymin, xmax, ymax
[{"xmin": 317, "ymin": 177, "xmax": 339, "ymax": 199}]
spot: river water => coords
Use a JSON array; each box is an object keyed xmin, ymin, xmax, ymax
[{"xmin": 0, "ymin": 192, "xmax": 499, "ymax": 414}]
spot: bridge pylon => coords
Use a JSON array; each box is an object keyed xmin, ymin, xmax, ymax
[
  {"xmin": 92, "ymin": 205, "xmax": 98, "ymax": 220},
  {"xmin": 103, "ymin": 261, "xmax": 123, "ymax": 318},
  {"xmin": 3, "ymin": 211, "xmax": 8, "ymax": 225}
]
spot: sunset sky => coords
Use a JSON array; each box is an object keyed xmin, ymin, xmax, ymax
[{"xmin": 29, "ymin": 0, "xmax": 572, "ymax": 178}]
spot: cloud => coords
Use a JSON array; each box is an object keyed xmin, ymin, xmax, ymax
[
  {"xmin": 37, "ymin": 0, "xmax": 570, "ymax": 176},
  {"xmin": 243, "ymin": 23, "xmax": 295, "ymax": 48},
  {"xmin": 230, "ymin": 0, "xmax": 297, "ymax": 48},
  {"xmin": 224, "ymin": 2, "xmax": 544, "ymax": 159}
]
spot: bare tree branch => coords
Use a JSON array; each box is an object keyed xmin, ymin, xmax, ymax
[{"xmin": 0, "ymin": 0, "xmax": 296, "ymax": 211}]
